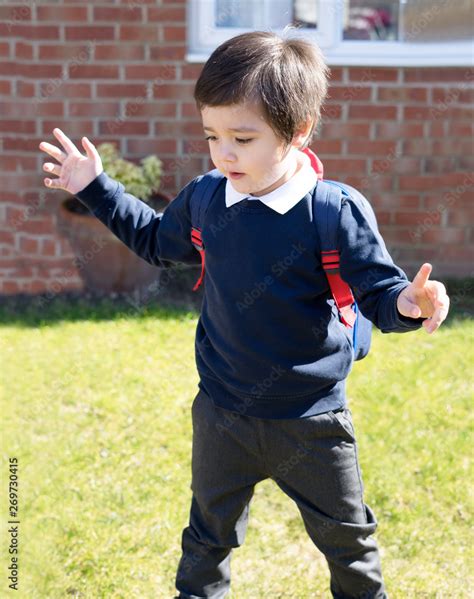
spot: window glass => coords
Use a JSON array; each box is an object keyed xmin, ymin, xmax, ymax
[
  {"xmin": 343, "ymin": 0, "xmax": 473, "ymax": 42},
  {"xmin": 215, "ymin": 0, "xmax": 318, "ymax": 29},
  {"xmin": 401, "ymin": 0, "xmax": 473, "ymax": 42},
  {"xmin": 343, "ymin": 0, "xmax": 400, "ymax": 40}
]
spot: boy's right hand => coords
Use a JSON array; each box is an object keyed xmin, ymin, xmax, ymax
[{"xmin": 39, "ymin": 128, "xmax": 103, "ymax": 195}]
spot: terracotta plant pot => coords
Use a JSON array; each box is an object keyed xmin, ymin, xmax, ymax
[{"xmin": 57, "ymin": 192, "xmax": 171, "ymax": 294}]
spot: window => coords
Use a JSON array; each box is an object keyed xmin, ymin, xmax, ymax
[{"xmin": 187, "ymin": 0, "xmax": 473, "ymax": 66}]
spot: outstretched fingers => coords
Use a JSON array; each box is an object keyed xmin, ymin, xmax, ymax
[
  {"xmin": 52, "ymin": 127, "xmax": 80, "ymax": 155},
  {"xmin": 39, "ymin": 141, "xmax": 66, "ymax": 163}
]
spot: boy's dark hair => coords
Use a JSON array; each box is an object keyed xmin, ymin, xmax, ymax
[{"xmin": 194, "ymin": 30, "xmax": 330, "ymax": 148}]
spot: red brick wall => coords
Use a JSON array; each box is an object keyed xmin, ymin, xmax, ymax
[{"xmin": 1, "ymin": 1, "xmax": 473, "ymax": 295}]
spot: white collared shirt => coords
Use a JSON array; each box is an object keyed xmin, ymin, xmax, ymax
[{"xmin": 224, "ymin": 151, "xmax": 318, "ymax": 215}]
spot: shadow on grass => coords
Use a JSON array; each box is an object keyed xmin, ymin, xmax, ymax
[
  {"xmin": 0, "ymin": 267, "xmax": 204, "ymax": 328},
  {"xmin": 0, "ymin": 275, "xmax": 472, "ymax": 329}
]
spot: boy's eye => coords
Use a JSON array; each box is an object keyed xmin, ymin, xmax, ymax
[{"xmin": 204, "ymin": 135, "xmax": 253, "ymax": 145}]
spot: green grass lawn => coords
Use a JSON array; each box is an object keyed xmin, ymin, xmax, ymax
[{"xmin": 1, "ymin": 292, "xmax": 473, "ymax": 598}]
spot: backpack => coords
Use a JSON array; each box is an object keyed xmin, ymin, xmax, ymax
[{"xmin": 189, "ymin": 152, "xmax": 372, "ymax": 360}]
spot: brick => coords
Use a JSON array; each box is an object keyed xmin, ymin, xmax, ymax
[
  {"xmin": 0, "ymin": 24, "xmax": 59, "ymax": 39},
  {"xmin": 432, "ymin": 139, "xmax": 472, "ymax": 156},
  {"xmin": 123, "ymin": 101, "xmax": 177, "ymax": 118},
  {"xmin": 327, "ymin": 85, "xmax": 371, "ymax": 101},
  {"xmin": 0, "ymin": 281, "xmax": 21, "ymax": 294},
  {"xmin": 320, "ymin": 104, "xmax": 342, "ymax": 120},
  {"xmin": 41, "ymin": 120, "xmax": 94, "ymax": 137},
  {"xmin": 39, "ymin": 44, "xmax": 93, "ymax": 60},
  {"xmin": 377, "ymin": 227, "xmax": 418, "ymax": 244},
  {"xmin": 323, "ymin": 158, "xmax": 367, "ymax": 173},
  {"xmin": 399, "ymin": 175, "xmax": 444, "ymax": 191},
  {"xmin": 321, "ymin": 123, "xmax": 371, "ymax": 139},
  {"xmin": 404, "ymin": 67, "xmax": 474, "ymax": 82},
  {"xmin": 393, "ymin": 212, "xmax": 439, "ymax": 226},
  {"xmin": 150, "ymin": 45, "xmax": 186, "ymax": 61},
  {"xmin": 311, "ymin": 140, "xmax": 342, "ymax": 155},
  {"xmin": 349, "ymin": 104, "xmax": 397, "ymax": 120},
  {"xmin": 440, "ymin": 106, "xmax": 474, "ymax": 120},
  {"xmin": 154, "ymin": 121, "xmax": 204, "ymax": 136},
  {"xmin": 349, "ymin": 67, "xmax": 398, "ymax": 82},
  {"xmin": 0, "ymin": 42, "xmax": 9, "ymax": 57},
  {"xmin": 119, "ymin": 25, "xmax": 159, "ymax": 42},
  {"xmin": 126, "ymin": 139, "xmax": 177, "ymax": 155},
  {"xmin": 421, "ymin": 228, "xmax": 466, "ymax": 244},
  {"xmin": 163, "ymin": 26, "xmax": 186, "ymax": 42},
  {"xmin": 448, "ymin": 209, "xmax": 474, "ymax": 227},
  {"xmin": 40, "ymin": 82, "xmax": 91, "ymax": 99},
  {"xmin": 16, "ymin": 81, "xmax": 35, "ymax": 97},
  {"xmin": 148, "ymin": 6, "xmax": 186, "ymax": 21},
  {"xmin": 182, "ymin": 140, "xmax": 208, "ymax": 154},
  {"xmin": 328, "ymin": 67, "xmax": 344, "ymax": 82},
  {"xmin": 65, "ymin": 26, "xmax": 115, "ymax": 41},
  {"xmin": 15, "ymin": 41, "xmax": 33, "ymax": 60},
  {"xmin": 402, "ymin": 139, "xmax": 432, "ymax": 156},
  {"xmin": 68, "ymin": 102, "xmax": 120, "ymax": 117},
  {"xmin": 0, "ymin": 5, "xmax": 31, "ymax": 21},
  {"xmin": 38, "ymin": 6, "xmax": 88, "ymax": 21},
  {"xmin": 99, "ymin": 120, "xmax": 150, "ymax": 135},
  {"xmin": 19, "ymin": 236, "xmax": 40, "ymax": 254},
  {"xmin": 95, "ymin": 44, "xmax": 145, "ymax": 61},
  {"xmin": 182, "ymin": 102, "xmax": 201, "ymax": 118},
  {"xmin": 374, "ymin": 157, "xmax": 421, "ymax": 175},
  {"xmin": 0, "ymin": 120, "xmax": 35, "ymax": 134},
  {"xmin": 0, "ymin": 101, "xmax": 64, "ymax": 118},
  {"xmin": 125, "ymin": 65, "xmax": 176, "ymax": 81},
  {"xmin": 97, "ymin": 83, "xmax": 148, "ymax": 98},
  {"xmin": 0, "ymin": 231, "xmax": 15, "ymax": 245},
  {"xmin": 448, "ymin": 122, "xmax": 474, "ymax": 138},
  {"xmin": 40, "ymin": 238, "xmax": 57, "ymax": 256},
  {"xmin": 93, "ymin": 7, "xmax": 143, "ymax": 21},
  {"xmin": 15, "ymin": 218, "xmax": 55, "ymax": 235},
  {"xmin": 375, "ymin": 122, "xmax": 424, "ymax": 138},
  {"xmin": 181, "ymin": 65, "xmax": 205, "ymax": 81},
  {"xmin": 0, "ymin": 81, "xmax": 11, "ymax": 95},
  {"xmin": 347, "ymin": 140, "xmax": 397, "ymax": 156},
  {"xmin": 0, "ymin": 62, "xmax": 62, "ymax": 78},
  {"xmin": 377, "ymin": 86, "xmax": 427, "ymax": 102},
  {"xmin": 428, "ymin": 121, "xmax": 447, "ymax": 137},
  {"xmin": 424, "ymin": 157, "xmax": 458, "ymax": 174},
  {"xmin": 153, "ymin": 83, "xmax": 197, "ymax": 100},
  {"xmin": 69, "ymin": 65, "xmax": 119, "ymax": 79}
]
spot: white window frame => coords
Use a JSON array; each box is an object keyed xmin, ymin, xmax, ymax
[{"xmin": 187, "ymin": 0, "xmax": 473, "ymax": 66}]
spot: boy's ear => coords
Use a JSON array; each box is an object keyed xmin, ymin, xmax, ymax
[{"xmin": 292, "ymin": 118, "xmax": 315, "ymax": 149}]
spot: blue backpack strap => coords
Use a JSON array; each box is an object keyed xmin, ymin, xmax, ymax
[
  {"xmin": 313, "ymin": 180, "xmax": 357, "ymax": 328},
  {"xmin": 314, "ymin": 179, "xmax": 373, "ymax": 360},
  {"xmin": 189, "ymin": 169, "xmax": 225, "ymax": 291}
]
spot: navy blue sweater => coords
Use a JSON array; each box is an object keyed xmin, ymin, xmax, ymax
[{"xmin": 76, "ymin": 171, "xmax": 425, "ymax": 419}]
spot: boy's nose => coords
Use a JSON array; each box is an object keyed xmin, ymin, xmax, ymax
[{"xmin": 219, "ymin": 146, "xmax": 237, "ymax": 163}]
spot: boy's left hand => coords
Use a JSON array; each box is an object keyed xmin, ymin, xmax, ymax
[{"xmin": 396, "ymin": 263, "xmax": 450, "ymax": 334}]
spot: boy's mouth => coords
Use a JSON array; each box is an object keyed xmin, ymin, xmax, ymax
[{"xmin": 228, "ymin": 172, "xmax": 245, "ymax": 180}]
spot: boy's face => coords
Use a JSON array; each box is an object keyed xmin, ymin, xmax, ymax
[{"xmin": 201, "ymin": 102, "xmax": 308, "ymax": 197}]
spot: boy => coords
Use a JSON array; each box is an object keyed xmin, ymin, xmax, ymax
[{"xmin": 39, "ymin": 31, "xmax": 449, "ymax": 599}]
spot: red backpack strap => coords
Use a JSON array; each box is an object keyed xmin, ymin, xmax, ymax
[
  {"xmin": 189, "ymin": 170, "xmax": 225, "ymax": 291},
  {"xmin": 191, "ymin": 227, "xmax": 205, "ymax": 291},
  {"xmin": 321, "ymin": 250, "xmax": 357, "ymax": 328},
  {"xmin": 313, "ymin": 180, "xmax": 357, "ymax": 329}
]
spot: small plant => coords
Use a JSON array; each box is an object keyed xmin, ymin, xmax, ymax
[{"xmin": 97, "ymin": 142, "xmax": 163, "ymax": 203}]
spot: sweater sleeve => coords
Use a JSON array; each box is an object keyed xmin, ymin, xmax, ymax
[
  {"xmin": 75, "ymin": 171, "xmax": 202, "ymax": 268},
  {"xmin": 337, "ymin": 190, "xmax": 427, "ymax": 333}
]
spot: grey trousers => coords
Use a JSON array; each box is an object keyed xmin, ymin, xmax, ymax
[{"xmin": 175, "ymin": 388, "xmax": 387, "ymax": 598}]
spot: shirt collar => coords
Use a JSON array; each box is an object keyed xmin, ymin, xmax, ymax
[{"xmin": 224, "ymin": 151, "xmax": 317, "ymax": 215}]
